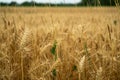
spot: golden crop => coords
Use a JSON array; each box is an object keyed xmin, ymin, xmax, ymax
[{"xmin": 0, "ymin": 7, "xmax": 120, "ymax": 80}]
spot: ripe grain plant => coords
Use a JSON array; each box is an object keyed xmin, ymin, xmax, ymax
[{"xmin": 0, "ymin": 7, "xmax": 120, "ymax": 80}]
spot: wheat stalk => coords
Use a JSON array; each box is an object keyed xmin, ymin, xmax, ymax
[
  {"xmin": 19, "ymin": 27, "xmax": 31, "ymax": 80},
  {"xmin": 96, "ymin": 67, "xmax": 102, "ymax": 80},
  {"xmin": 43, "ymin": 58, "xmax": 60, "ymax": 76}
]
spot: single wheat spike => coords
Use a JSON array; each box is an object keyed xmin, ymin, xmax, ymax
[
  {"xmin": 20, "ymin": 27, "xmax": 30, "ymax": 50},
  {"xmin": 79, "ymin": 55, "xmax": 86, "ymax": 72},
  {"xmin": 40, "ymin": 43, "xmax": 52, "ymax": 54},
  {"xmin": 19, "ymin": 27, "xmax": 31, "ymax": 80}
]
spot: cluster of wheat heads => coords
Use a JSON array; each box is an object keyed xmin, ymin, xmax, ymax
[
  {"xmin": 0, "ymin": 10, "xmax": 120, "ymax": 80},
  {"xmin": 0, "ymin": 14, "xmax": 32, "ymax": 80}
]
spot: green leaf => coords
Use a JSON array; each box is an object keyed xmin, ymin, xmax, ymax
[
  {"xmin": 50, "ymin": 41, "xmax": 57, "ymax": 55},
  {"xmin": 52, "ymin": 69, "xmax": 57, "ymax": 77},
  {"xmin": 72, "ymin": 65, "xmax": 77, "ymax": 71}
]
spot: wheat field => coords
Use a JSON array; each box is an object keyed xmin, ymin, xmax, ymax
[{"xmin": 0, "ymin": 7, "xmax": 120, "ymax": 80}]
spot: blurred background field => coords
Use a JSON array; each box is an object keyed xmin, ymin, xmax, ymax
[{"xmin": 0, "ymin": 0, "xmax": 120, "ymax": 80}]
